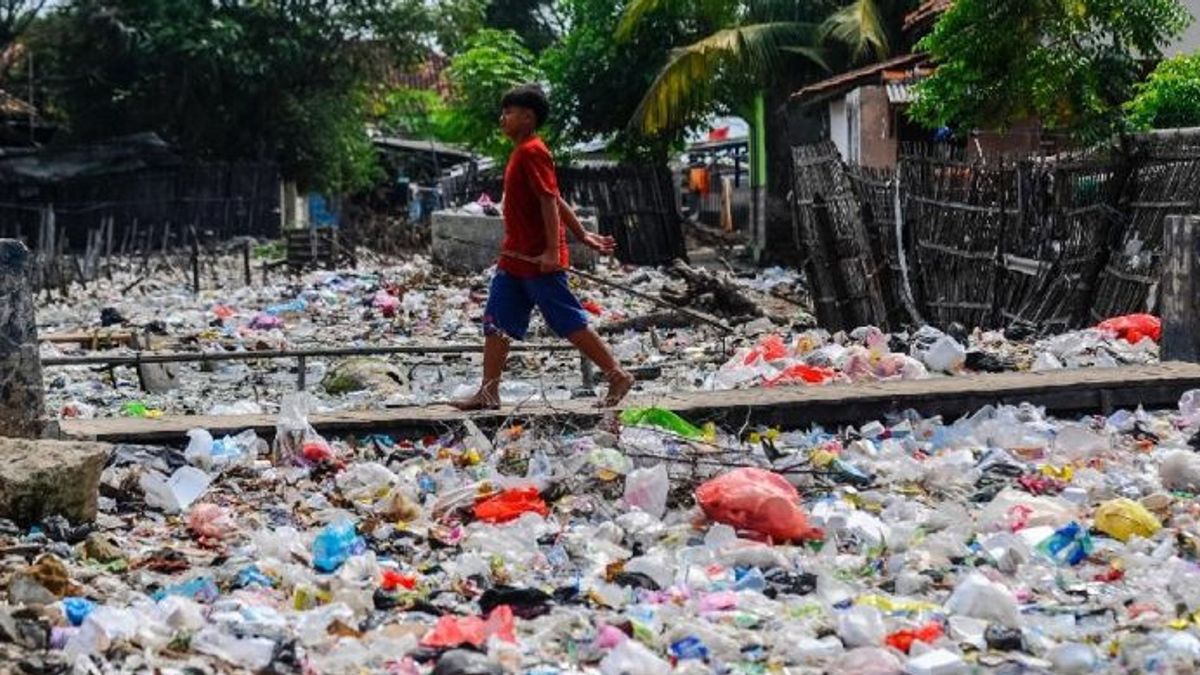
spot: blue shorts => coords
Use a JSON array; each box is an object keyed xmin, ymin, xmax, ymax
[{"xmin": 483, "ymin": 270, "xmax": 589, "ymax": 340}]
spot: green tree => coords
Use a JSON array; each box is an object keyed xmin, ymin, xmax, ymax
[
  {"xmin": 34, "ymin": 0, "xmax": 429, "ymax": 193},
  {"xmin": 0, "ymin": 0, "xmax": 45, "ymax": 51},
  {"xmin": 434, "ymin": 0, "xmax": 488, "ymax": 55},
  {"xmin": 909, "ymin": 0, "xmax": 1192, "ymax": 141},
  {"xmin": 541, "ymin": 0, "xmax": 701, "ymax": 162},
  {"xmin": 486, "ymin": 0, "xmax": 560, "ymax": 54},
  {"xmin": 1126, "ymin": 51, "xmax": 1200, "ymax": 130},
  {"xmin": 440, "ymin": 28, "xmax": 543, "ymax": 162}
]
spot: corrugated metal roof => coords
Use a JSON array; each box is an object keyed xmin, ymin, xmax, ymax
[{"xmin": 886, "ymin": 82, "xmax": 916, "ymax": 104}]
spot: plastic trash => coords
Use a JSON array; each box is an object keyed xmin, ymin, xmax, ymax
[
  {"xmin": 473, "ymin": 487, "xmax": 549, "ymax": 524},
  {"xmin": 624, "ymin": 464, "xmax": 670, "ymax": 519},
  {"xmin": 433, "ymin": 649, "xmax": 505, "ymax": 675},
  {"xmin": 1046, "ymin": 642, "xmax": 1097, "ymax": 674},
  {"xmin": 1094, "ymin": 498, "xmax": 1162, "ymax": 542},
  {"xmin": 619, "ymin": 407, "xmax": 705, "ymax": 439},
  {"xmin": 920, "ymin": 336, "xmax": 966, "ymax": 373},
  {"xmin": 904, "ymin": 648, "xmax": 967, "ymax": 675},
  {"xmin": 885, "ymin": 622, "xmax": 944, "ymax": 654},
  {"xmin": 139, "ymin": 466, "xmax": 212, "ymax": 514},
  {"xmin": 187, "ymin": 503, "xmax": 235, "ymax": 541},
  {"xmin": 837, "ymin": 605, "xmax": 885, "ymax": 647},
  {"xmin": 422, "ymin": 605, "xmax": 516, "ymax": 648},
  {"xmin": 1160, "ymin": 450, "xmax": 1200, "ymax": 492},
  {"xmin": 62, "ymin": 597, "xmax": 95, "ymax": 627},
  {"xmin": 834, "ymin": 647, "xmax": 903, "ymax": 675},
  {"xmin": 1096, "ymin": 313, "xmax": 1161, "ymax": 343},
  {"xmin": 1036, "ymin": 521, "xmax": 1093, "ymax": 566},
  {"xmin": 944, "ymin": 573, "xmax": 1020, "ymax": 628},
  {"xmin": 312, "ymin": 519, "xmax": 364, "ymax": 573},
  {"xmin": 695, "ymin": 468, "xmax": 823, "ymax": 542},
  {"xmin": 599, "ymin": 636, "xmax": 672, "ymax": 675},
  {"xmin": 764, "ymin": 363, "xmax": 835, "ymax": 386}
]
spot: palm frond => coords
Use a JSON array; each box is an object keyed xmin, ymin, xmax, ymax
[
  {"xmin": 822, "ymin": 0, "xmax": 891, "ymax": 62},
  {"xmin": 616, "ymin": 0, "xmax": 673, "ymax": 42},
  {"xmin": 630, "ymin": 22, "xmax": 825, "ymax": 133}
]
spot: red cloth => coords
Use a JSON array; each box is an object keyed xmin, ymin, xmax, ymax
[{"xmin": 499, "ymin": 136, "xmax": 566, "ymax": 278}]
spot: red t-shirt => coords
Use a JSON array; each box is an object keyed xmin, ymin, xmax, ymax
[{"xmin": 499, "ymin": 136, "xmax": 567, "ymax": 278}]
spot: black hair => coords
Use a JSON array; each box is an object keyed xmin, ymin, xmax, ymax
[{"xmin": 501, "ymin": 84, "xmax": 549, "ymax": 128}]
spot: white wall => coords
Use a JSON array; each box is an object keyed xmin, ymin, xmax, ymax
[
  {"xmin": 1170, "ymin": 0, "xmax": 1200, "ymax": 56},
  {"xmin": 829, "ymin": 99, "xmax": 850, "ymax": 162}
]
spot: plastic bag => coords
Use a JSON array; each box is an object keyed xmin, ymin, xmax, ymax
[
  {"xmin": 312, "ymin": 519, "xmax": 364, "ymax": 573},
  {"xmin": 1036, "ymin": 521, "xmax": 1093, "ymax": 566},
  {"xmin": 422, "ymin": 605, "xmax": 515, "ymax": 648},
  {"xmin": 694, "ymin": 468, "xmax": 822, "ymax": 542},
  {"xmin": 764, "ymin": 364, "xmax": 835, "ymax": 387},
  {"xmin": 944, "ymin": 573, "xmax": 1020, "ymax": 628},
  {"xmin": 473, "ymin": 487, "xmax": 549, "ymax": 524},
  {"xmin": 274, "ymin": 393, "xmax": 332, "ymax": 467},
  {"xmin": 1094, "ymin": 498, "xmax": 1161, "ymax": 542},
  {"xmin": 188, "ymin": 503, "xmax": 235, "ymax": 541},
  {"xmin": 1096, "ymin": 313, "xmax": 1161, "ymax": 344},
  {"xmin": 743, "ymin": 334, "xmax": 790, "ymax": 365},
  {"xmin": 620, "ymin": 407, "xmax": 705, "ymax": 440},
  {"xmin": 884, "ymin": 622, "xmax": 944, "ymax": 653},
  {"xmin": 624, "ymin": 465, "xmax": 669, "ymax": 519},
  {"xmin": 599, "ymin": 636, "xmax": 672, "ymax": 675},
  {"xmin": 837, "ymin": 605, "xmax": 885, "ymax": 647}
]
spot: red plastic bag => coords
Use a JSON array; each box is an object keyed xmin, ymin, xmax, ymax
[
  {"xmin": 421, "ymin": 605, "xmax": 516, "ymax": 648},
  {"xmin": 764, "ymin": 364, "xmax": 835, "ymax": 387},
  {"xmin": 381, "ymin": 569, "xmax": 417, "ymax": 591},
  {"xmin": 694, "ymin": 468, "xmax": 822, "ymax": 542},
  {"xmin": 1096, "ymin": 313, "xmax": 1161, "ymax": 344},
  {"xmin": 581, "ymin": 299, "xmax": 604, "ymax": 316},
  {"xmin": 473, "ymin": 487, "xmax": 549, "ymax": 524},
  {"xmin": 885, "ymin": 622, "xmax": 944, "ymax": 653},
  {"xmin": 743, "ymin": 334, "xmax": 790, "ymax": 365}
]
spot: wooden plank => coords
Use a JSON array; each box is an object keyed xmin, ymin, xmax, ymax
[
  {"xmin": 56, "ymin": 363, "xmax": 1200, "ymax": 445},
  {"xmin": 40, "ymin": 330, "xmax": 137, "ymax": 348}
]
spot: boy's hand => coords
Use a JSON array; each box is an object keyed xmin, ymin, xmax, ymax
[
  {"xmin": 581, "ymin": 232, "xmax": 616, "ymax": 255},
  {"xmin": 538, "ymin": 249, "xmax": 562, "ymax": 273}
]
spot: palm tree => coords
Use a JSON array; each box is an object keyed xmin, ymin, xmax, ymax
[
  {"xmin": 616, "ymin": 0, "xmax": 829, "ymax": 134},
  {"xmin": 617, "ymin": 0, "xmax": 916, "ymax": 134}
]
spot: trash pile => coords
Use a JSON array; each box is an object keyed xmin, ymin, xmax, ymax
[
  {"xmin": 7, "ymin": 390, "xmax": 1200, "ymax": 672},
  {"xmin": 37, "ymin": 250, "xmax": 1163, "ymax": 419}
]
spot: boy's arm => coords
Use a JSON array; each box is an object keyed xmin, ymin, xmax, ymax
[
  {"xmin": 538, "ymin": 194, "xmax": 562, "ymax": 272},
  {"xmin": 558, "ymin": 196, "xmax": 617, "ymax": 254}
]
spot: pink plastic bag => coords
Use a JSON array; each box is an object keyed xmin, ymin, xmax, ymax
[
  {"xmin": 421, "ymin": 605, "xmax": 515, "ymax": 648},
  {"xmin": 694, "ymin": 468, "xmax": 822, "ymax": 542}
]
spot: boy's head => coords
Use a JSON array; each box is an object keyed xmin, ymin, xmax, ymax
[{"xmin": 500, "ymin": 84, "xmax": 548, "ymax": 140}]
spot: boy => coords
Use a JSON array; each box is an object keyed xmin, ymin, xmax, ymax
[{"xmin": 451, "ymin": 84, "xmax": 635, "ymax": 411}]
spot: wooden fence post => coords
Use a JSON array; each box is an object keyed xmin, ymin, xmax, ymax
[
  {"xmin": 0, "ymin": 240, "xmax": 45, "ymax": 437},
  {"xmin": 1162, "ymin": 215, "xmax": 1200, "ymax": 362}
]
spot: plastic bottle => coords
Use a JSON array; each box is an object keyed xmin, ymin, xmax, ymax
[
  {"xmin": 312, "ymin": 520, "xmax": 362, "ymax": 573},
  {"xmin": 599, "ymin": 637, "xmax": 671, "ymax": 675}
]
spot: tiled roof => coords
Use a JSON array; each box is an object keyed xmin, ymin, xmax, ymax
[{"xmin": 790, "ymin": 53, "xmax": 929, "ymax": 105}]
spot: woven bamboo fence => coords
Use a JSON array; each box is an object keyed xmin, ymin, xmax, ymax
[{"xmin": 790, "ymin": 129, "xmax": 1200, "ymax": 332}]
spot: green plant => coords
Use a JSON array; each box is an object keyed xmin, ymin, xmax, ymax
[
  {"xmin": 1126, "ymin": 51, "xmax": 1200, "ymax": 131},
  {"xmin": 909, "ymin": 0, "xmax": 1193, "ymax": 142},
  {"xmin": 441, "ymin": 28, "xmax": 544, "ymax": 162}
]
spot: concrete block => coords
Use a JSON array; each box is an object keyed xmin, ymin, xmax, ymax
[{"xmin": 431, "ymin": 211, "xmax": 597, "ymax": 274}]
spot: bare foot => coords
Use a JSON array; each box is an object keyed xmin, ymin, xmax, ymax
[
  {"xmin": 449, "ymin": 392, "xmax": 500, "ymax": 411},
  {"xmin": 598, "ymin": 370, "xmax": 635, "ymax": 408}
]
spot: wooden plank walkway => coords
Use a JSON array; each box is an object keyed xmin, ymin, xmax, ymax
[{"xmin": 56, "ymin": 362, "xmax": 1200, "ymax": 444}]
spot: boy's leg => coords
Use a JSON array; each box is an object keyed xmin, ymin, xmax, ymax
[
  {"xmin": 451, "ymin": 272, "xmax": 532, "ymax": 411},
  {"xmin": 566, "ymin": 328, "xmax": 635, "ymax": 407},
  {"xmin": 451, "ymin": 334, "xmax": 509, "ymax": 411},
  {"xmin": 530, "ymin": 272, "xmax": 635, "ymax": 407}
]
